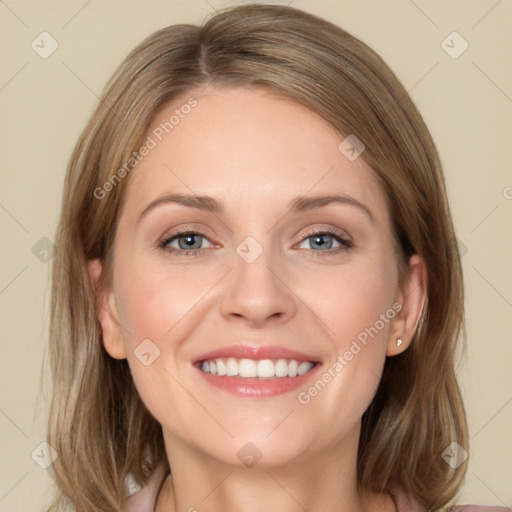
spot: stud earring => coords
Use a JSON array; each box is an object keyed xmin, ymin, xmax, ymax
[{"xmin": 396, "ymin": 338, "xmax": 403, "ymax": 347}]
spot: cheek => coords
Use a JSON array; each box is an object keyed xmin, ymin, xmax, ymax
[
  {"xmin": 305, "ymin": 256, "xmax": 397, "ymax": 349},
  {"xmin": 112, "ymin": 258, "xmax": 202, "ymax": 426},
  {"xmin": 114, "ymin": 257, "xmax": 208, "ymax": 347},
  {"xmin": 298, "ymin": 256, "xmax": 396, "ymax": 413},
  {"xmin": 112, "ymin": 256, "xmax": 221, "ymax": 410}
]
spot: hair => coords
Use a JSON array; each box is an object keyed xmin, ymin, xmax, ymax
[{"xmin": 45, "ymin": 3, "xmax": 468, "ymax": 511}]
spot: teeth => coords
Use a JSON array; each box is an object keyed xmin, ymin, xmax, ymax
[
  {"xmin": 297, "ymin": 361, "xmax": 312, "ymax": 376},
  {"xmin": 226, "ymin": 357, "xmax": 239, "ymax": 376},
  {"xmin": 275, "ymin": 359, "xmax": 288, "ymax": 377},
  {"xmin": 199, "ymin": 358, "xmax": 315, "ymax": 378},
  {"xmin": 216, "ymin": 359, "xmax": 227, "ymax": 376},
  {"xmin": 257, "ymin": 359, "xmax": 274, "ymax": 378},
  {"xmin": 239, "ymin": 358, "xmax": 257, "ymax": 378},
  {"xmin": 288, "ymin": 360, "xmax": 298, "ymax": 377}
]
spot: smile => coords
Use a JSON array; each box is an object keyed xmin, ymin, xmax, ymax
[
  {"xmin": 199, "ymin": 357, "xmax": 316, "ymax": 378},
  {"xmin": 192, "ymin": 344, "xmax": 322, "ymax": 398}
]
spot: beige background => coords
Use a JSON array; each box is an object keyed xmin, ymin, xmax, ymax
[{"xmin": 1, "ymin": 1, "xmax": 511, "ymax": 510}]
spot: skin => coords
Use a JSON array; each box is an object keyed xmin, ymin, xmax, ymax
[{"xmin": 89, "ymin": 86, "xmax": 427, "ymax": 512}]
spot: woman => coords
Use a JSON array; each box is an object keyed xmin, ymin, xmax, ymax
[{"xmin": 46, "ymin": 4, "xmax": 509, "ymax": 512}]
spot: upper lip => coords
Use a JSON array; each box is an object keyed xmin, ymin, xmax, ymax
[{"xmin": 192, "ymin": 344, "xmax": 321, "ymax": 364}]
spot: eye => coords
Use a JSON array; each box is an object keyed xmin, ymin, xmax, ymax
[
  {"xmin": 158, "ymin": 227, "xmax": 353, "ymax": 258},
  {"xmin": 296, "ymin": 228, "xmax": 353, "ymax": 256},
  {"xmin": 159, "ymin": 230, "xmax": 215, "ymax": 257}
]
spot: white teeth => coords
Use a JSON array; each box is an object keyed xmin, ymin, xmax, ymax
[
  {"xmin": 238, "ymin": 359, "xmax": 257, "ymax": 378},
  {"xmin": 275, "ymin": 359, "xmax": 289, "ymax": 377},
  {"xmin": 216, "ymin": 359, "xmax": 227, "ymax": 376},
  {"xmin": 257, "ymin": 359, "xmax": 274, "ymax": 378},
  {"xmin": 225, "ymin": 357, "xmax": 239, "ymax": 376},
  {"xmin": 288, "ymin": 360, "xmax": 298, "ymax": 377},
  {"xmin": 297, "ymin": 361, "xmax": 312, "ymax": 376},
  {"xmin": 199, "ymin": 357, "xmax": 315, "ymax": 378}
]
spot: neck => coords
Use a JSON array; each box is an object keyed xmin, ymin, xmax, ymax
[{"xmin": 156, "ymin": 428, "xmax": 395, "ymax": 512}]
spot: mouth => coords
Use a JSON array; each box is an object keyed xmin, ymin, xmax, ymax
[
  {"xmin": 192, "ymin": 345, "xmax": 322, "ymax": 398},
  {"xmin": 196, "ymin": 357, "xmax": 317, "ymax": 378}
]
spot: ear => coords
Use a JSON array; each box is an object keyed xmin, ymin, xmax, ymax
[
  {"xmin": 386, "ymin": 254, "xmax": 427, "ymax": 356},
  {"xmin": 88, "ymin": 258, "xmax": 127, "ymax": 360}
]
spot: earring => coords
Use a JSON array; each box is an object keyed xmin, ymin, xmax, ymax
[{"xmin": 396, "ymin": 338, "xmax": 403, "ymax": 347}]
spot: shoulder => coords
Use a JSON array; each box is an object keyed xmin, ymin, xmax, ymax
[
  {"xmin": 122, "ymin": 459, "xmax": 170, "ymax": 512},
  {"xmin": 391, "ymin": 486, "xmax": 511, "ymax": 512}
]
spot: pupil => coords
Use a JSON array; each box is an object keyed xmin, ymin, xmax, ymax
[
  {"xmin": 313, "ymin": 234, "xmax": 332, "ymax": 250},
  {"xmin": 180, "ymin": 234, "xmax": 200, "ymax": 249}
]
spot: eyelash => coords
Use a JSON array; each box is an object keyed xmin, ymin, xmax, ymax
[{"xmin": 158, "ymin": 227, "xmax": 353, "ymax": 258}]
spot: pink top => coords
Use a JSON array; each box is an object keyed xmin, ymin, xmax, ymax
[{"xmin": 122, "ymin": 461, "xmax": 511, "ymax": 512}]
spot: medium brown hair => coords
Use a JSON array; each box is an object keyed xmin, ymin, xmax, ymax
[{"xmin": 46, "ymin": 4, "xmax": 468, "ymax": 511}]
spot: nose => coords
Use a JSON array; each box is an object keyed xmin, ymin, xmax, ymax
[{"xmin": 220, "ymin": 247, "xmax": 297, "ymax": 328}]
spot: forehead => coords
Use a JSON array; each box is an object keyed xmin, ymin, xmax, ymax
[{"xmin": 121, "ymin": 86, "xmax": 388, "ymax": 224}]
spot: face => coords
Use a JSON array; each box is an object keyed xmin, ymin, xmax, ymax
[{"xmin": 91, "ymin": 86, "xmax": 424, "ymax": 470}]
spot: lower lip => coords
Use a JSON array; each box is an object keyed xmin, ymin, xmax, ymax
[{"xmin": 193, "ymin": 363, "xmax": 322, "ymax": 398}]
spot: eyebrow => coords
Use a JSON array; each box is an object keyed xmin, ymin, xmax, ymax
[{"xmin": 137, "ymin": 192, "xmax": 375, "ymax": 225}]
